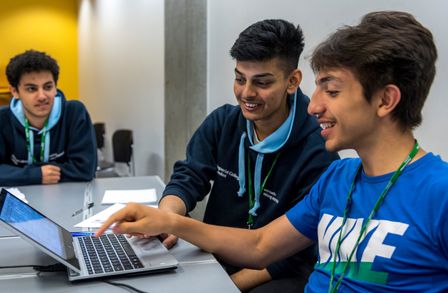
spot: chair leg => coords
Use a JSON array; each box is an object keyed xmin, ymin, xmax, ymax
[{"xmin": 131, "ymin": 153, "xmax": 136, "ymax": 176}]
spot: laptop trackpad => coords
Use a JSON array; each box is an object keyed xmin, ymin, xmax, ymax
[{"xmin": 130, "ymin": 237, "xmax": 176, "ymax": 266}]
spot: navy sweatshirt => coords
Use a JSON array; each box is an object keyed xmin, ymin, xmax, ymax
[
  {"xmin": 163, "ymin": 89, "xmax": 339, "ymax": 279},
  {"xmin": 0, "ymin": 90, "xmax": 97, "ymax": 186}
]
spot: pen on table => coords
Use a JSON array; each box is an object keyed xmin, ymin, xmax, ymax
[{"xmin": 71, "ymin": 202, "xmax": 94, "ymax": 217}]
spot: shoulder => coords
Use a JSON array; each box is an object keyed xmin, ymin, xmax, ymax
[
  {"xmin": 65, "ymin": 99, "xmax": 88, "ymax": 113},
  {"xmin": 0, "ymin": 105, "xmax": 10, "ymax": 115},
  {"xmin": 414, "ymin": 153, "xmax": 448, "ymax": 188},
  {"xmin": 209, "ymin": 104, "xmax": 240, "ymax": 117},
  {"xmin": 204, "ymin": 104, "xmax": 241, "ymax": 126},
  {"xmin": 322, "ymin": 158, "xmax": 360, "ymax": 179},
  {"xmin": 0, "ymin": 106, "xmax": 12, "ymax": 124}
]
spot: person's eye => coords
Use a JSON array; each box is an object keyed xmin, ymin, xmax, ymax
[
  {"xmin": 255, "ymin": 80, "xmax": 272, "ymax": 88},
  {"xmin": 44, "ymin": 84, "xmax": 54, "ymax": 91},
  {"xmin": 326, "ymin": 90, "xmax": 339, "ymax": 97},
  {"xmin": 235, "ymin": 77, "xmax": 245, "ymax": 85},
  {"xmin": 26, "ymin": 87, "xmax": 37, "ymax": 92}
]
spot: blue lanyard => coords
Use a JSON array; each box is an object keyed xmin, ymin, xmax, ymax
[
  {"xmin": 24, "ymin": 118, "xmax": 48, "ymax": 163},
  {"xmin": 328, "ymin": 140, "xmax": 420, "ymax": 293}
]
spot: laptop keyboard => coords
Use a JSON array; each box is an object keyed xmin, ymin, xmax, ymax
[{"xmin": 78, "ymin": 234, "xmax": 144, "ymax": 275}]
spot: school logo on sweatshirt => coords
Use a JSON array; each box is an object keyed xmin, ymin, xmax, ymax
[{"xmin": 315, "ymin": 213, "xmax": 408, "ymax": 284}]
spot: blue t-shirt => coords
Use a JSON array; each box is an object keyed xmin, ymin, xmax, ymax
[{"xmin": 287, "ymin": 153, "xmax": 448, "ymax": 292}]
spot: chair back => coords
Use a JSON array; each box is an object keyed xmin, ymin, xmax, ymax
[
  {"xmin": 112, "ymin": 129, "xmax": 133, "ymax": 165},
  {"xmin": 94, "ymin": 122, "xmax": 106, "ymax": 149}
]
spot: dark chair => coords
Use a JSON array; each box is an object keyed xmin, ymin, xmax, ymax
[
  {"xmin": 94, "ymin": 123, "xmax": 105, "ymax": 149},
  {"xmin": 112, "ymin": 129, "xmax": 135, "ymax": 176},
  {"xmin": 93, "ymin": 122, "xmax": 114, "ymax": 171}
]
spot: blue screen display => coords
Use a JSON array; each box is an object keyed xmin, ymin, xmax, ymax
[{"xmin": 0, "ymin": 190, "xmax": 77, "ymax": 263}]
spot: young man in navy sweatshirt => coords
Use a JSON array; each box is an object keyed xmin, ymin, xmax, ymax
[
  {"xmin": 0, "ymin": 50, "xmax": 97, "ymax": 186},
  {"xmin": 158, "ymin": 19, "xmax": 338, "ymax": 292}
]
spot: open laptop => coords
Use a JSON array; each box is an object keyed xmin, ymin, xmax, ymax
[{"xmin": 0, "ymin": 188, "xmax": 178, "ymax": 281}]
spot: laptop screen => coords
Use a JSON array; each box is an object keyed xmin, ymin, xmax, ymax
[{"xmin": 0, "ymin": 189, "xmax": 80, "ymax": 270}]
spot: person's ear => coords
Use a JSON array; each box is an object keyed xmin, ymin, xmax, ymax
[
  {"xmin": 287, "ymin": 69, "xmax": 302, "ymax": 94},
  {"xmin": 9, "ymin": 85, "xmax": 19, "ymax": 99},
  {"xmin": 377, "ymin": 84, "xmax": 401, "ymax": 118}
]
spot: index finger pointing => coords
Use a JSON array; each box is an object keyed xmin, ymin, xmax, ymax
[{"xmin": 95, "ymin": 206, "xmax": 131, "ymax": 237}]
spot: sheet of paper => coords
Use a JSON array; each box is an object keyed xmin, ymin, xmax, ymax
[
  {"xmin": 74, "ymin": 203, "xmax": 158, "ymax": 228},
  {"xmin": 101, "ymin": 188, "xmax": 157, "ymax": 204},
  {"xmin": 74, "ymin": 203, "xmax": 126, "ymax": 228}
]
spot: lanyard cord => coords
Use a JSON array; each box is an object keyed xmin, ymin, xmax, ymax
[
  {"xmin": 24, "ymin": 118, "xmax": 48, "ymax": 163},
  {"xmin": 328, "ymin": 140, "xmax": 420, "ymax": 293},
  {"xmin": 246, "ymin": 151, "xmax": 281, "ymax": 228}
]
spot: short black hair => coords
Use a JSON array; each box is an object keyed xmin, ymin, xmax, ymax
[
  {"xmin": 230, "ymin": 19, "xmax": 305, "ymax": 75},
  {"xmin": 311, "ymin": 11, "xmax": 437, "ymax": 130},
  {"xmin": 6, "ymin": 50, "xmax": 59, "ymax": 89}
]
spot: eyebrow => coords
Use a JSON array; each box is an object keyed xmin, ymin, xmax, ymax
[
  {"xmin": 315, "ymin": 75, "xmax": 342, "ymax": 86},
  {"xmin": 23, "ymin": 81, "xmax": 54, "ymax": 87},
  {"xmin": 234, "ymin": 68, "xmax": 274, "ymax": 79}
]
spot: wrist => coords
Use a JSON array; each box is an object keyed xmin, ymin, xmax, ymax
[{"xmin": 165, "ymin": 212, "xmax": 181, "ymax": 236}]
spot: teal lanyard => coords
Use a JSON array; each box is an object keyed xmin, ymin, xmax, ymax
[
  {"xmin": 328, "ymin": 141, "xmax": 420, "ymax": 293},
  {"xmin": 246, "ymin": 152, "xmax": 281, "ymax": 228},
  {"xmin": 24, "ymin": 118, "xmax": 48, "ymax": 163}
]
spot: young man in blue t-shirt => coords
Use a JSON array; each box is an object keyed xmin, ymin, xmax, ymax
[{"xmin": 97, "ymin": 11, "xmax": 448, "ymax": 292}]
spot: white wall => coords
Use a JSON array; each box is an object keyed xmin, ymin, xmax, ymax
[
  {"xmin": 78, "ymin": 0, "xmax": 165, "ymax": 177},
  {"xmin": 208, "ymin": 0, "xmax": 448, "ymax": 160}
]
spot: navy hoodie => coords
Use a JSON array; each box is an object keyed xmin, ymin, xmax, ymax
[
  {"xmin": 163, "ymin": 88, "xmax": 339, "ymax": 279},
  {"xmin": 0, "ymin": 90, "xmax": 97, "ymax": 186}
]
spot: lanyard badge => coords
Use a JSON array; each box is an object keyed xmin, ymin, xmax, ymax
[
  {"xmin": 24, "ymin": 118, "xmax": 49, "ymax": 164},
  {"xmin": 246, "ymin": 152, "xmax": 281, "ymax": 228}
]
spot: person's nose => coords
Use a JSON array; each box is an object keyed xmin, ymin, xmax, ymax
[
  {"xmin": 308, "ymin": 88, "xmax": 324, "ymax": 117},
  {"xmin": 240, "ymin": 83, "xmax": 256, "ymax": 100},
  {"xmin": 36, "ymin": 88, "xmax": 48, "ymax": 101}
]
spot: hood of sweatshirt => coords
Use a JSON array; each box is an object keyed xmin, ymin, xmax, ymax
[
  {"xmin": 10, "ymin": 89, "xmax": 65, "ymax": 164},
  {"xmin": 236, "ymin": 87, "xmax": 320, "ymax": 216}
]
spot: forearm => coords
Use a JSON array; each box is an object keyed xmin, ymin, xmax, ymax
[
  {"xmin": 168, "ymin": 213, "xmax": 268, "ymax": 268},
  {"xmin": 0, "ymin": 164, "xmax": 41, "ymax": 186},
  {"xmin": 231, "ymin": 268, "xmax": 272, "ymax": 292},
  {"xmin": 98, "ymin": 204, "xmax": 312, "ymax": 270}
]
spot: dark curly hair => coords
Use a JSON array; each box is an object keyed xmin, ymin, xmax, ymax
[
  {"xmin": 230, "ymin": 19, "xmax": 305, "ymax": 76},
  {"xmin": 6, "ymin": 50, "xmax": 59, "ymax": 89}
]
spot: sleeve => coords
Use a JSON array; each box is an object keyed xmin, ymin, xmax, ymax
[
  {"xmin": 162, "ymin": 108, "xmax": 224, "ymax": 212},
  {"xmin": 0, "ymin": 123, "xmax": 42, "ymax": 186},
  {"xmin": 436, "ymin": 183, "xmax": 448, "ymax": 269},
  {"xmin": 285, "ymin": 179, "xmax": 324, "ymax": 241},
  {"xmin": 0, "ymin": 164, "xmax": 42, "ymax": 186},
  {"xmin": 56, "ymin": 102, "xmax": 97, "ymax": 182},
  {"xmin": 439, "ymin": 213, "xmax": 448, "ymax": 270}
]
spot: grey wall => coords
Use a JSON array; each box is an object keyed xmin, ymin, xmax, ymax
[
  {"xmin": 208, "ymin": 0, "xmax": 448, "ymax": 159},
  {"xmin": 78, "ymin": 0, "xmax": 165, "ymax": 177}
]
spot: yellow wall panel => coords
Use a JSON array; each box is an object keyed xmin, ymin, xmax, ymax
[{"xmin": 0, "ymin": 0, "xmax": 78, "ymax": 100}]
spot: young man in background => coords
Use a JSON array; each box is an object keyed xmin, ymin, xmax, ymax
[{"xmin": 0, "ymin": 50, "xmax": 97, "ymax": 186}]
